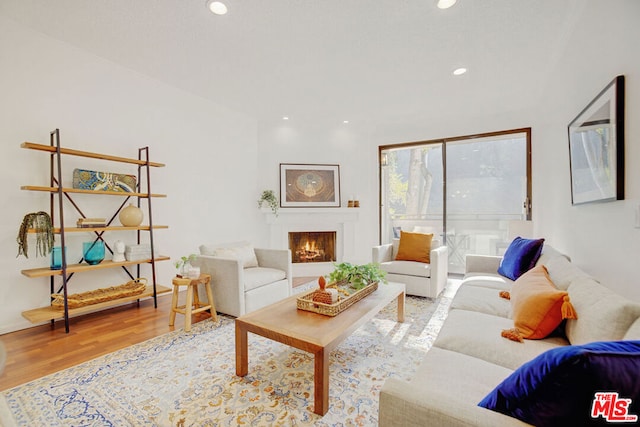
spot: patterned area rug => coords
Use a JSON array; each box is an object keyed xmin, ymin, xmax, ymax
[{"xmin": 0, "ymin": 281, "xmax": 459, "ymax": 426}]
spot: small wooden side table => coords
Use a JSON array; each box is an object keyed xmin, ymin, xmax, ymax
[{"xmin": 169, "ymin": 273, "xmax": 217, "ymax": 332}]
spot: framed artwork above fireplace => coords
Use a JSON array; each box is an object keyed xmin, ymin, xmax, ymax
[{"xmin": 280, "ymin": 163, "xmax": 341, "ymax": 207}]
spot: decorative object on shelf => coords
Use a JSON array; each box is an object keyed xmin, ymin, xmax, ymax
[
  {"xmin": 119, "ymin": 203, "xmax": 143, "ymax": 227},
  {"xmin": 257, "ymin": 189, "xmax": 279, "ymax": 216},
  {"xmin": 76, "ymin": 217, "xmax": 107, "ymax": 228},
  {"xmin": 72, "ymin": 168, "xmax": 137, "ymax": 193},
  {"xmin": 51, "ymin": 278, "xmax": 147, "ymax": 309},
  {"xmin": 16, "ymin": 211, "xmax": 55, "ymax": 258},
  {"xmin": 568, "ymin": 75, "xmax": 625, "ymax": 205},
  {"xmin": 125, "ymin": 244, "xmax": 154, "ymax": 261},
  {"xmin": 175, "ymin": 253, "xmax": 197, "ymax": 277},
  {"xmin": 83, "ymin": 241, "xmax": 105, "ymax": 265},
  {"xmin": 112, "ymin": 240, "xmax": 126, "ymax": 262},
  {"xmin": 280, "ymin": 163, "xmax": 341, "ymax": 207},
  {"xmin": 328, "ymin": 262, "xmax": 387, "ymax": 290},
  {"xmin": 50, "ymin": 246, "xmax": 66, "ymax": 270}
]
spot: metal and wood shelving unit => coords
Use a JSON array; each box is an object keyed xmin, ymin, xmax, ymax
[{"xmin": 20, "ymin": 129, "xmax": 170, "ymax": 332}]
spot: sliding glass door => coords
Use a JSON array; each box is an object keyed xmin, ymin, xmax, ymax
[{"xmin": 379, "ymin": 128, "xmax": 531, "ymax": 274}]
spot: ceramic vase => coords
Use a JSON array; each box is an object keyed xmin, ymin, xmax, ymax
[{"xmin": 119, "ymin": 203, "xmax": 143, "ymax": 227}]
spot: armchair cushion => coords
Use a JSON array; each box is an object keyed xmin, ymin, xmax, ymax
[
  {"xmin": 395, "ymin": 231, "xmax": 433, "ymax": 263},
  {"xmin": 382, "ymin": 260, "xmax": 432, "ymax": 277},
  {"xmin": 244, "ymin": 267, "xmax": 287, "ymax": 291},
  {"xmin": 199, "ymin": 241, "xmax": 258, "ymax": 268}
]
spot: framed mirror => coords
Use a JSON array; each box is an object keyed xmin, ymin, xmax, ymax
[{"xmin": 568, "ymin": 75, "xmax": 625, "ymax": 205}]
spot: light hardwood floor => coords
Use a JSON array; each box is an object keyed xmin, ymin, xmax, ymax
[{"xmin": 0, "ymin": 277, "xmax": 316, "ymax": 391}]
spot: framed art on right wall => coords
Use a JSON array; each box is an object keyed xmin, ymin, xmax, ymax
[{"xmin": 568, "ymin": 75, "xmax": 625, "ymax": 205}]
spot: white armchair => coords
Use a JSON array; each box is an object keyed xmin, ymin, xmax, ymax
[
  {"xmin": 193, "ymin": 242, "xmax": 292, "ymax": 317},
  {"xmin": 372, "ymin": 238, "xmax": 448, "ymax": 298}
]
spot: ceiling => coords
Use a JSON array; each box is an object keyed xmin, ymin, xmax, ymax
[{"xmin": 0, "ymin": 0, "xmax": 584, "ymax": 126}]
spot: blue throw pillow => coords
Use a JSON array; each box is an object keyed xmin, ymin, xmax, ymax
[
  {"xmin": 497, "ymin": 237, "xmax": 545, "ymax": 280},
  {"xmin": 478, "ymin": 341, "xmax": 640, "ymax": 426}
]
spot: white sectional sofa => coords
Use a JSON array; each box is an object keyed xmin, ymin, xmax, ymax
[{"xmin": 378, "ymin": 245, "xmax": 640, "ymax": 426}]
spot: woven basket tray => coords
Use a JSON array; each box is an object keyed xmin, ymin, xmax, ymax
[
  {"xmin": 51, "ymin": 278, "xmax": 147, "ymax": 310},
  {"xmin": 296, "ymin": 281, "xmax": 378, "ymax": 316}
]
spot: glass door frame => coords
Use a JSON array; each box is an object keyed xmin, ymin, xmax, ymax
[{"xmin": 378, "ymin": 127, "xmax": 532, "ymax": 245}]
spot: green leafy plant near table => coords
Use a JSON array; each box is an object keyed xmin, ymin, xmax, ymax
[{"xmin": 328, "ymin": 262, "xmax": 387, "ymax": 291}]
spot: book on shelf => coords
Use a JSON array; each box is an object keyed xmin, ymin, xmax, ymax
[{"xmin": 77, "ymin": 217, "xmax": 107, "ymax": 227}]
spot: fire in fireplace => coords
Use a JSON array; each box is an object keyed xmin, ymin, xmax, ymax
[{"xmin": 288, "ymin": 231, "xmax": 337, "ymax": 264}]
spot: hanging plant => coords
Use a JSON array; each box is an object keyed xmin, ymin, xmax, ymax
[
  {"xmin": 17, "ymin": 211, "xmax": 55, "ymax": 258},
  {"xmin": 257, "ymin": 189, "xmax": 279, "ymax": 216}
]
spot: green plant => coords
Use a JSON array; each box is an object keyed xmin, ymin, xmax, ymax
[
  {"xmin": 328, "ymin": 262, "xmax": 387, "ymax": 290},
  {"xmin": 257, "ymin": 189, "xmax": 279, "ymax": 216},
  {"xmin": 17, "ymin": 211, "xmax": 54, "ymax": 258},
  {"xmin": 174, "ymin": 253, "xmax": 197, "ymax": 273}
]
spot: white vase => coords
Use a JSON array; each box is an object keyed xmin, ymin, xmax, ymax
[{"xmin": 119, "ymin": 203, "xmax": 143, "ymax": 227}]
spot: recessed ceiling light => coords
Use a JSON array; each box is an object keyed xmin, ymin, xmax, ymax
[
  {"xmin": 206, "ymin": 0, "xmax": 228, "ymax": 15},
  {"xmin": 437, "ymin": 0, "xmax": 457, "ymax": 9},
  {"xmin": 282, "ymin": 116, "xmax": 289, "ymax": 120},
  {"xmin": 343, "ymin": 120, "xmax": 349, "ymax": 124},
  {"xmin": 453, "ymin": 67, "xmax": 467, "ymax": 76}
]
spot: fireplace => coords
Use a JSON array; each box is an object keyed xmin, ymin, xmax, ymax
[{"xmin": 289, "ymin": 231, "xmax": 337, "ymax": 264}]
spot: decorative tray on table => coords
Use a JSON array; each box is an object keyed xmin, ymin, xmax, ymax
[{"xmin": 296, "ymin": 281, "xmax": 379, "ymax": 317}]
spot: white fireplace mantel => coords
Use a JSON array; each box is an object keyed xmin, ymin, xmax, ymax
[{"xmin": 262, "ymin": 207, "xmax": 360, "ymax": 276}]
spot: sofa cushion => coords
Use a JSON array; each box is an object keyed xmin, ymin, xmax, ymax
[
  {"xmin": 497, "ymin": 237, "xmax": 545, "ymax": 281},
  {"xmin": 380, "ymin": 260, "xmax": 432, "ymax": 278},
  {"xmin": 625, "ymin": 318, "xmax": 640, "ymax": 340},
  {"xmin": 450, "ymin": 285, "xmax": 512, "ymax": 318},
  {"xmin": 461, "ymin": 273, "xmax": 514, "ymax": 290},
  {"xmin": 505, "ymin": 265, "xmax": 577, "ymax": 341},
  {"xmin": 243, "ymin": 267, "xmax": 286, "ymax": 291},
  {"xmin": 434, "ymin": 309, "xmax": 568, "ymax": 370},
  {"xmin": 543, "ymin": 254, "xmax": 591, "ymax": 291},
  {"xmin": 478, "ymin": 340, "xmax": 640, "ymax": 427},
  {"xmin": 565, "ymin": 277, "xmax": 640, "ymax": 345},
  {"xmin": 395, "ymin": 231, "xmax": 433, "ymax": 263}
]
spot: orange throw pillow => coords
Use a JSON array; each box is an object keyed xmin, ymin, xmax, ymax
[
  {"xmin": 502, "ymin": 265, "xmax": 577, "ymax": 342},
  {"xmin": 395, "ymin": 231, "xmax": 433, "ymax": 263}
]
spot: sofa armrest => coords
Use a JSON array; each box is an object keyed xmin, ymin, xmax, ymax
[
  {"xmin": 465, "ymin": 254, "xmax": 502, "ymax": 275},
  {"xmin": 193, "ymin": 255, "xmax": 245, "ymax": 316},
  {"xmin": 373, "ymin": 243, "xmax": 394, "ymax": 263},
  {"xmin": 379, "ymin": 378, "xmax": 528, "ymax": 427},
  {"xmin": 430, "ymin": 245, "xmax": 449, "ymax": 295}
]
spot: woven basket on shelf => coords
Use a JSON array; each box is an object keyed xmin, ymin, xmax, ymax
[
  {"xmin": 51, "ymin": 278, "xmax": 147, "ymax": 310},
  {"xmin": 296, "ymin": 281, "xmax": 378, "ymax": 316}
]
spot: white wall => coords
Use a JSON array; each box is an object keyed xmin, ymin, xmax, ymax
[
  {"xmin": 0, "ymin": 16, "xmax": 259, "ymax": 334},
  {"xmin": 257, "ymin": 1, "xmax": 640, "ymax": 303},
  {"xmin": 532, "ymin": 0, "xmax": 640, "ymax": 302}
]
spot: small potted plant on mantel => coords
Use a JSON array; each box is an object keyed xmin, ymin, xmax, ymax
[{"xmin": 257, "ymin": 189, "xmax": 279, "ymax": 216}]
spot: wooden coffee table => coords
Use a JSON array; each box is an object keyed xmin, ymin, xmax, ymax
[{"xmin": 235, "ymin": 281, "xmax": 405, "ymax": 415}]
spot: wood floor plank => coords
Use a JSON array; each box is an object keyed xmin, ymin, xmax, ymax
[
  {"xmin": 0, "ymin": 279, "xmax": 312, "ymax": 391},
  {"xmin": 0, "ymin": 292, "xmax": 212, "ymax": 391}
]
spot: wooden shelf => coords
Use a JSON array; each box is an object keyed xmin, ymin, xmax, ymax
[
  {"xmin": 21, "ymin": 285, "xmax": 172, "ymax": 323},
  {"xmin": 21, "ymin": 256, "xmax": 171, "ymax": 278},
  {"xmin": 21, "ymin": 142, "xmax": 165, "ymax": 167},
  {"xmin": 27, "ymin": 225, "xmax": 169, "ymax": 233},
  {"xmin": 20, "ymin": 131, "xmax": 167, "ymax": 332},
  {"xmin": 20, "ymin": 185, "xmax": 166, "ymax": 198}
]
